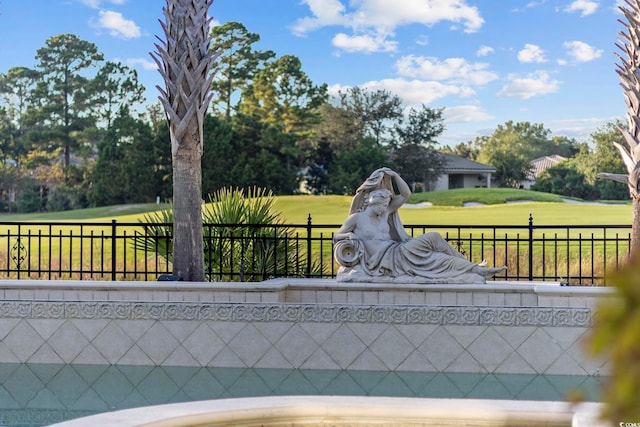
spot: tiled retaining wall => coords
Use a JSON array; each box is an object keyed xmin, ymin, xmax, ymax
[{"xmin": 0, "ymin": 279, "xmax": 610, "ymax": 376}]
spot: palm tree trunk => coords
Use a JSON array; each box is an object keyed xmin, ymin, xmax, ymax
[
  {"xmin": 152, "ymin": 0, "xmax": 216, "ymax": 281},
  {"xmin": 172, "ymin": 152, "xmax": 204, "ymax": 280},
  {"xmin": 633, "ymin": 197, "xmax": 640, "ymax": 256}
]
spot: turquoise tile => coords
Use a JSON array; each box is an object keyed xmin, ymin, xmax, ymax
[
  {"xmin": 466, "ymin": 374, "xmax": 512, "ymax": 399},
  {"xmin": 180, "ymin": 369, "xmax": 226, "ymax": 401},
  {"xmin": 321, "ymin": 370, "xmax": 367, "ymax": 395},
  {"xmin": 368, "ymin": 373, "xmax": 416, "ymax": 396},
  {"xmin": 271, "ymin": 370, "xmax": 320, "ymax": 395},
  {"xmin": 298, "ymin": 368, "xmax": 342, "ymax": 391},
  {"xmin": 0, "ymin": 364, "xmax": 605, "ymax": 427}
]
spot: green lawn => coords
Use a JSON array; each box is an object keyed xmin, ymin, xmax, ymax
[
  {"xmin": 0, "ymin": 188, "xmax": 632, "ymax": 226},
  {"xmin": 274, "ymin": 193, "xmax": 632, "ymax": 226},
  {"xmin": 408, "ymin": 187, "xmax": 569, "ymax": 206},
  {"xmin": 0, "ymin": 188, "xmax": 631, "ymax": 283},
  {"xmin": 0, "ymin": 203, "xmax": 171, "ymax": 222}
]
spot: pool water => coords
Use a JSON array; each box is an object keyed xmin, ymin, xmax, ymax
[{"xmin": 0, "ymin": 363, "xmax": 603, "ymax": 427}]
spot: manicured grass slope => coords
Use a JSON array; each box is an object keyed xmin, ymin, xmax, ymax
[
  {"xmin": 0, "ymin": 189, "xmax": 632, "ymax": 226},
  {"xmin": 397, "ymin": 203, "xmax": 631, "ymax": 226},
  {"xmin": 275, "ymin": 189, "xmax": 632, "ymax": 225},
  {"xmin": 0, "ymin": 203, "xmax": 171, "ymax": 222},
  {"xmin": 408, "ymin": 187, "xmax": 567, "ymax": 206}
]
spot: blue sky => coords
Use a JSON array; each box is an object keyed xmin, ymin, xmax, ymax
[{"xmin": 0, "ymin": 0, "xmax": 627, "ymax": 146}]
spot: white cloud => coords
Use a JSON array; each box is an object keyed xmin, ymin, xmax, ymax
[
  {"xmin": 327, "ymin": 83, "xmax": 346, "ymax": 98},
  {"xmin": 443, "ymin": 105, "xmax": 493, "ymax": 123},
  {"xmin": 564, "ymin": 0, "xmax": 599, "ymax": 16},
  {"xmin": 477, "ymin": 45, "xmax": 494, "ymax": 57},
  {"xmin": 291, "ymin": 0, "xmax": 349, "ymax": 34},
  {"xmin": 293, "ymin": 0, "xmax": 484, "ymax": 53},
  {"xmin": 526, "ymin": 1, "xmax": 547, "ymax": 8},
  {"xmin": 77, "ymin": 0, "xmax": 126, "ymax": 7},
  {"xmin": 416, "ymin": 35, "xmax": 429, "ymax": 46},
  {"xmin": 517, "ymin": 44, "xmax": 546, "ymax": 63},
  {"xmin": 497, "ymin": 71, "xmax": 560, "ymax": 99},
  {"xmin": 332, "ymin": 33, "xmax": 397, "ymax": 53},
  {"xmin": 95, "ymin": 10, "xmax": 141, "ymax": 39},
  {"xmin": 125, "ymin": 58, "xmax": 157, "ymax": 71},
  {"xmin": 295, "ymin": 0, "xmax": 484, "ymax": 34},
  {"xmin": 395, "ymin": 55, "xmax": 498, "ymax": 86},
  {"xmin": 563, "ymin": 40, "xmax": 603, "ymax": 62},
  {"xmin": 549, "ymin": 116, "xmax": 614, "ymax": 139},
  {"xmin": 353, "ymin": 0, "xmax": 483, "ymax": 33},
  {"xmin": 361, "ymin": 78, "xmax": 476, "ymax": 106},
  {"xmin": 330, "ymin": 78, "xmax": 476, "ymax": 106}
]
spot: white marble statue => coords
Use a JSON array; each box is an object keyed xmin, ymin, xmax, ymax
[{"xmin": 333, "ymin": 168, "xmax": 506, "ymax": 283}]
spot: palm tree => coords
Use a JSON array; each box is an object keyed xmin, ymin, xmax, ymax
[
  {"xmin": 151, "ymin": 0, "xmax": 217, "ymax": 280},
  {"xmin": 133, "ymin": 187, "xmax": 324, "ymax": 281},
  {"xmin": 598, "ymin": 0, "xmax": 640, "ymax": 255}
]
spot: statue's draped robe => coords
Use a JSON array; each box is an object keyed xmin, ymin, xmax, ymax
[{"xmin": 362, "ymin": 232, "xmax": 480, "ymax": 282}]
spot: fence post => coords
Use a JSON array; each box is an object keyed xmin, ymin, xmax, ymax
[
  {"xmin": 15, "ymin": 224, "xmax": 22, "ymax": 280},
  {"xmin": 306, "ymin": 214, "xmax": 312, "ymax": 277},
  {"xmin": 528, "ymin": 214, "xmax": 534, "ymax": 281},
  {"xmin": 111, "ymin": 219, "xmax": 117, "ymax": 281}
]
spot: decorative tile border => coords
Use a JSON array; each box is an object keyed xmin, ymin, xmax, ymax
[{"xmin": 0, "ymin": 301, "xmax": 592, "ymax": 327}]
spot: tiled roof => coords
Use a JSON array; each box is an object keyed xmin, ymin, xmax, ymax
[
  {"xmin": 526, "ymin": 154, "xmax": 566, "ymax": 180},
  {"xmin": 440, "ymin": 153, "xmax": 496, "ymax": 173}
]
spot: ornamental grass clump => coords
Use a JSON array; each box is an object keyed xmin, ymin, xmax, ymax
[{"xmin": 134, "ymin": 187, "xmax": 322, "ymax": 281}]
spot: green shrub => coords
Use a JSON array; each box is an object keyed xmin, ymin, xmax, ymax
[
  {"xmin": 133, "ymin": 187, "xmax": 323, "ymax": 281},
  {"xmin": 15, "ymin": 176, "xmax": 50, "ymax": 213}
]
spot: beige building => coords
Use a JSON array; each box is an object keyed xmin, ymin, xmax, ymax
[{"xmin": 431, "ymin": 153, "xmax": 496, "ymax": 191}]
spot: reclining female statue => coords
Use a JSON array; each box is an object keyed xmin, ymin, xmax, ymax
[{"xmin": 333, "ymin": 167, "xmax": 506, "ymax": 283}]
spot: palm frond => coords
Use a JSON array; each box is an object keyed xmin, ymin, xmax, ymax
[{"xmin": 132, "ymin": 209, "xmax": 174, "ymax": 262}]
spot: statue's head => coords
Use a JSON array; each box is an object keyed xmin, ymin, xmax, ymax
[{"xmin": 367, "ymin": 188, "xmax": 392, "ymax": 207}]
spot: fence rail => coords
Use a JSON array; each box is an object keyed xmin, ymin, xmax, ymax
[{"xmin": 0, "ymin": 215, "xmax": 631, "ymax": 285}]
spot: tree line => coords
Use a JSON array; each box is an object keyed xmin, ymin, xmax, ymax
[
  {"xmin": 0, "ymin": 23, "xmax": 629, "ymax": 213},
  {"xmin": 446, "ymin": 120, "xmax": 629, "ymax": 201}
]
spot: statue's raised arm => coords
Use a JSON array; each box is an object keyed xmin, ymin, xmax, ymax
[
  {"xmin": 334, "ymin": 168, "xmax": 506, "ymax": 284},
  {"xmin": 381, "ymin": 169, "xmax": 411, "ymax": 214}
]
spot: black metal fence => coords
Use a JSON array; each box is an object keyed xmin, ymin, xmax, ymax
[{"xmin": 0, "ymin": 215, "xmax": 631, "ymax": 285}]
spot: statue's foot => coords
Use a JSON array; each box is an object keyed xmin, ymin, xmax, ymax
[{"xmin": 473, "ymin": 265, "xmax": 507, "ymax": 278}]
